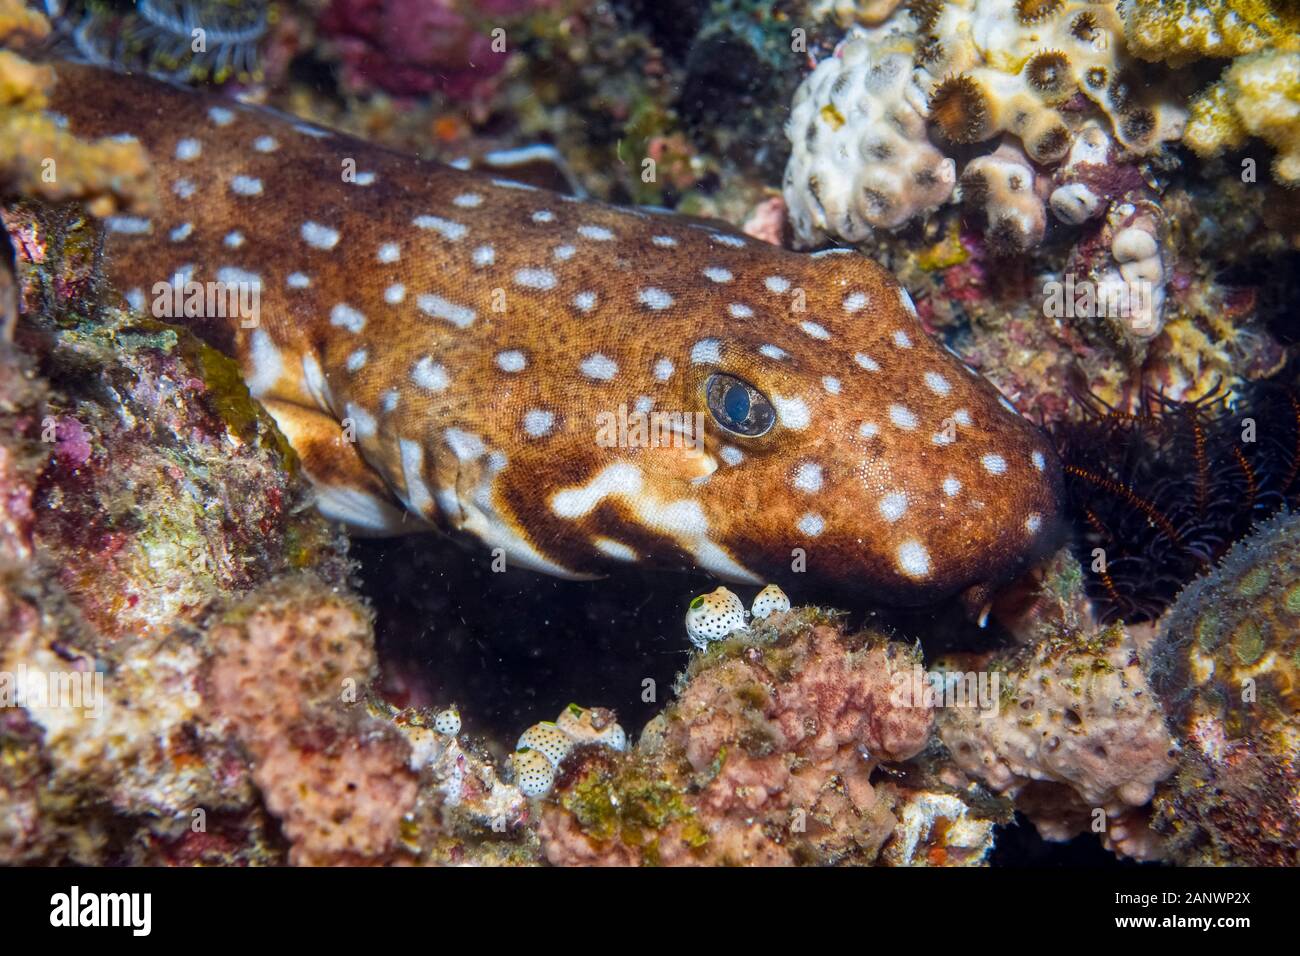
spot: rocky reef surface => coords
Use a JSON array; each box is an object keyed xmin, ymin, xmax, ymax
[{"xmin": 1, "ymin": 0, "xmax": 1298, "ymax": 865}]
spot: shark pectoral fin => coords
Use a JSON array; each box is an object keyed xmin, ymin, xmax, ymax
[{"xmin": 260, "ymin": 398, "xmax": 414, "ymax": 536}]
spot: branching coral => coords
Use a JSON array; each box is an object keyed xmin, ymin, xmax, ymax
[
  {"xmin": 1123, "ymin": 0, "xmax": 1300, "ymax": 66},
  {"xmin": 1121, "ymin": 0, "xmax": 1300, "ymax": 183}
]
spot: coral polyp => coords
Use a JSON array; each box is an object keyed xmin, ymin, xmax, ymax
[
  {"xmin": 1014, "ymin": 0, "xmax": 1065, "ymax": 25},
  {"xmin": 1023, "ymin": 50, "xmax": 1075, "ymax": 102},
  {"xmin": 929, "ymin": 73, "xmax": 994, "ymax": 143}
]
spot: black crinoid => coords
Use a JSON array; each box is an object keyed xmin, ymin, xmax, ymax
[
  {"xmin": 58, "ymin": 0, "xmax": 269, "ymax": 84},
  {"xmin": 1052, "ymin": 369, "xmax": 1300, "ymax": 623}
]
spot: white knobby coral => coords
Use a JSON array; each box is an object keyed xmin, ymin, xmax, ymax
[
  {"xmin": 1049, "ymin": 122, "xmax": 1113, "ymax": 223},
  {"xmin": 784, "ymin": 19, "xmax": 957, "ymax": 247},
  {"xmin": 960, "ymin": 138, "xmax": 1049, "ymax": 253},
  {"xmin": 1097, "ymin": 203, "xmax": 1167, "ymax": 339}
]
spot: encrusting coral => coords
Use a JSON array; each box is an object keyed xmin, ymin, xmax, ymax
[
  {"xmin": 208, "ymin": 580, "xmax": 420, "ymax": 865},
  {"xmin": 936, "ymin": 621, "xmax": 1179, "ymax": 851},
  {"xmin": 1147, "ymin": 510, "xmax": 1300, "ymax": 865},
  {"xmin": 784, "ymin": 0, "xmax": 1187, "ymax": 248},
  {"xmin": 536, "ymin": 609, "xmax": 938, "ymax": 865},
  {"xmin": 0, "ymin": 2, "xmax": 154, "ymax": 218}
]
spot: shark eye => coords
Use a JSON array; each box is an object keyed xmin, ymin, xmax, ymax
[{"xmin": 705, "ymin": 373, "xmax": 776, "ymax": 437}]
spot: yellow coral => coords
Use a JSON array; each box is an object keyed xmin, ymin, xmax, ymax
[
  {"xmin": 918, "ymin": 0, "xmax": 1186, "ymax": 157},
  {"xmin": 0, "ymin": 9, "xmax": 154, "ymax": 216},
  {"xmin": 1185, "ymin": 49, "xmax": 1300, "ymax": 184},
  {"xmin": 1124, "ymin": 0, "xmax": 1300, "ymax": 66},
  {"xmin": 0, "ymin": 0, "xmax": 50, "ymax": 49}
]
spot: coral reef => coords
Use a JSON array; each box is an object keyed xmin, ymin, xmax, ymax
[
  {"xmin": 936, "ymin": 624, "xmax": 1179, "ymax": 848},
  {"xmin": 775, "ymin": 0, "xmax": 1300, "ymax": 431},
  {"xmin": 208, "ymin": 579, "xmax": 419, "ymax": 865},
  {"xmin": 1185, "ymin": 48, "xmax": 1300, "ymax": 185},
  {"xmin": 784, "ymin": 0, "xmax": 1186, "ymax": 248},
  {"xmin": 2, "ymin": 0, "xmax": 1298, "ymax": 871},
  {"xmin": 0, "ymin": 201, "xmax": 534, "ymax": 865},
  {"xmin": 537, "ymin": 609, "xmax": 938, "ymax": 865},
  {"xmin": 0, "ymin": 4, "xmax": 153, "ymax": 218},
  {"xmin": 1147, "ymin": 510, "xmax": 1300, "ymax": 865},
  {"xmin": 0, "ymin": 239, "xmax": 343, "ymax": 861}
]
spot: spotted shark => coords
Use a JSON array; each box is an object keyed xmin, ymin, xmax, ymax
[{"xmin": 37, "ymin": 61, "xmax": 1065, "ymax": 612}]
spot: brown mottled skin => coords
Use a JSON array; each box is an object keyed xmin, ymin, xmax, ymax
[{"xmin": 44, "ymin": 62, "xmax": 1064, "ymax": 608}]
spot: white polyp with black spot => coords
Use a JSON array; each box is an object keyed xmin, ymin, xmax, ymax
[
  {"xmin": 684, "ymin": 586, "xmax": 748, "ymax": 649},
  {"xmin": 750, "ymin": 584, "xmax": 791, "ymax": 620},
  {"xmin": 433, "ymin": 708, "xmax": 460, "ymax": 736}
]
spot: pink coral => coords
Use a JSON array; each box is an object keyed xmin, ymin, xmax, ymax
[
  {"xmin": 537, "ymin": 612, "xmax": 934, "ymax": 866},
  {"xmin": 208, "ymin": 580, "xmax": 419, "ymax": 865}
]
